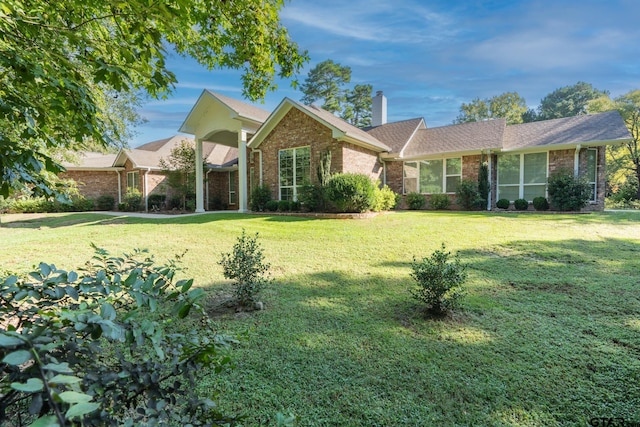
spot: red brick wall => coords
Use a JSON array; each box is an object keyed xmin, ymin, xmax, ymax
[
  {"xmin": 207, "ymin": 170, "xmax": 238, "ymax": 210},
  {"xmin": 342, "ymin": 142, "xmax": 383, "ymax": 182},
  {"xmin": 385, "ymin": 161, "xmax": 403, "ymax": 194},
  {"xmin": 60, "ymin": 170, "xmax": 119, "ymax": 201}
]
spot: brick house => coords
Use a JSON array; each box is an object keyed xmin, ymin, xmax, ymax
[{"xmin": 65, "ymin": 90, "xmax": 632, "ymax": 212}]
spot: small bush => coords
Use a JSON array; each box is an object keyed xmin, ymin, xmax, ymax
[
  {"xmin": 455, "ymin": 179, "xmax": 480, "ymax": 210},
  {"xmin": 96, "ymin": 194, "xmax": 115, "ymax": 211},
  {"xmin": 429, "ymin": 193, "xmax": 450, "ymax": 210},
  {"xmin": 290, "ymin": 200, "xmax": 301, "ymax": 211},
  {"xmin": 147, "ymin": 194, "xmax": 166, "ymax": 211},
  {"xmin": 532, "ymin": 196, "xmax": 549, "ymax": 211},
  {"xmin": 406, "ymin": 192, "xmax": 425, "ymax": 210},
  {"xmin": 609, "ymin": 176, "xmax": 638, "ymax": 203},
  {"xmin": 265, "ymin": 200, "xmax": 279, "ymax": 212},
  {"xmin": 168, "ymin": 195, "xmax": 182, "ymax": 210},
  {"xmin": 278, "ymin": 200, "xmax": 291, "ymax": 212},
  {"xmin": 409, "ymin": 243, "xmax": 467, "ymax": 316},
  {"xmin": 123, "ymin": 187, "xmax": 142, "ymax": 212},
  {"xmin": 372, "ymin": 185, "xmax": 398, "ymax": 212},
  {"xmin": 548, "ymin": 169, "xmax": 591, "ymax": 211},
  {"xmin": 496, "ymin": 198, "xmax": 510, "ymax": 209},
  {"xmin": 298, "ymin": 182, "xmax": 326, "ymax": 212},
  {"xmin": 514, "ymin": 198, "xmax": 529, "ymax": 210},
  {"xmin": 326, "ymin": 173, "xmax": 375, "ymax": 213},
  {"xmin": 219, "ymin": 229, "xmax": 272, "ymax": 307},
  {"xmin": 477, "ymin": 162, "xmax": 490, "ymax": 208},
  {"xmin": 250, "ymin": 184, "xmax": 272, "ymax": 212}
]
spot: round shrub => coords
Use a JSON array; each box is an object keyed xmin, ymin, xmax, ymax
[
  {"xmin": 532, "ymin": 196, "xmax": 549, "ymax": 211},
  {"xmin": 372, "ymin": 185, "xmax": 398, "ymax": 212},
  {"xmin": 265, "ymin": 200, "xmax": 279, "ymax": 212},
  {"xmin": 326, "ymin": 173, "xmax": 375, "ymax": 213},
  {"xmin": 429, "ymin": 193, "xmax": 450, "ymax": 210},
  {"xmin": 277, "ymin": 200, "xmax": 291, "ymax": 212},
  {"xmin": 96, "ymin": 194, "xmax": 115, "ymax": 211},
  {"xmin": 455, "ymin": 179, "xmax": 480, "ymax": 210},
  {"xmin": 547, "ymin": 169, "xmax": 591, "ymax": 211},
  {"xmin": 514, "ymin": 198, "xmax": 529, "ymax": 210},
  {"xmin": 250, "ymin": 184, "xmax": 272, "ymax": 212},
  {"xmin": 406, "ymin": 192, "xmax": 425, "ymax": 210},
  {"xmin": 496, "ymin": 198, "xmax": 510, "ymax": 209}
]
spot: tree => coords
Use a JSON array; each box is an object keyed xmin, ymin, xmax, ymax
[
  {"xmin": 537, "ymin": 81, "xmax": 607, "ymax": 120},
  {"xmin": 159, "ymin": 139, "xmax": 199, "ymax": 211},
  {"xmin": 588, "ymin": 90, "xmax": 640, "ymax": 199},
  {"xmin": 343, "ymin": 84, "xmax": 373, "ymax": 127},
  {"xmin": 454, "ymin": 92, "xmax": 527, "ymax": 125},
  {"xmin": 0, "ymin": 0, "xmax": 308, "ymax": 198},
  {"xmin": 300, "ymin": 60, "xmax": 351, "ymax": 114}
]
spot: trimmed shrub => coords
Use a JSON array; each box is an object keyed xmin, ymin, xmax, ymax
[
  {"xmin": 409, "ymin": 243, "xmax": 467, "ymax": 316},
  {"xmin": 290, "ymin": 201, "xmax": 301, "ymax": 211},
  {"xmin": 277, "ymin": 200, "xmax": 291, "ymax": 212},
  {"xmin": 96, "ymin": 194, "xmax": 115, "ymax": 211},
  {"xmin": 496, "ymin": 198, "xmax": 510, "ymax": 209},
  {"xmin": 406, "ymin": 192, "xmax": 425, "ymax": 210},
  {"xmin": 298, "ymin": 182, "xmax": 326, "ymax": 212},
  {"xmin": 533, "ymin": 196, "xmax": 549, "ymax": 211},
  {"xmin": 219, "ymin": 229, "xmax": 272, "ymax": 307},
  {"xmin": 250, "ymin": 184, "xmax": 272, "ymax": 212},
  {"xmin": 123, "ymin": 188, "xmax": 142, "ymax": 212},
  {"xmin": 514, "ymin": 198, "xmax": 529, "ymax": 210},
  {"xmin": 326, "ymin": 173, "xmax": 375, "ymax": 213},
  {"xmin": 455, "ymin": 179, "xmax": 480, "ymax": 210},
  {"xmin": 265, "ymin": 200, "xmax": 279, "ymax": 212},
  {"xmin": 372, "ymin": 185, "xmax": 398, "ymax": 212},
  {"xmin": 548, "ymin": 169, "xmax": 591, "ymax": 211},
  {"xmin": 477, "ymin": 162, "xmax": 490, "ymax": 208},
  {"xmin": 429, "ymin": 193, "xmax": 450, "ymax": 210}
]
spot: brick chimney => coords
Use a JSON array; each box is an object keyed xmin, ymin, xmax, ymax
[{"xmin": 372, "ymin": 90, "xmax": 387, "ymax": 127}]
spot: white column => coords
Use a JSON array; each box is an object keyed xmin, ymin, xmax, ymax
[
  {"xmin": 487, "ymin": 152, "xmax": 492, "ymax": 211},
  {"xmin": 195, "ymin": 138, "xmax": 205, "ymax": 212},
  {"xmin": 238, "ymin": 130, "xmax": 248, "ymax": 212}
]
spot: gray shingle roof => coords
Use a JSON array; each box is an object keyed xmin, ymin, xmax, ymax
[
  {"xmin": 205, "ymin": 90, "xmax": 271, "ymax": 124},
  {"xmin": 62, "ymin": 152, "xmax": 119, "ymax": 169},
  {"xmin": 403, "ymin": 119, "xmax": 506, "ymax": 158},
  {"xmin": 364, "ymin": 118, "xmax": 425, "ymax": 153},
  {"xmin": 502, "ymin": 110, "xmax": 631, "ymax": 150}
]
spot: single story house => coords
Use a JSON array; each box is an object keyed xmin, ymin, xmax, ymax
[{"xmin": 63, "ymin": 89, "xmax": 632, "ymax": 212}]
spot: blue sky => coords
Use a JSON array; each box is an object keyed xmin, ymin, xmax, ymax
[{"xmin": 131, "ymin": 0, "xmax": 640, "ymax": 147}]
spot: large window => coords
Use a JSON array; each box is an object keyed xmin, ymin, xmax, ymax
[
  {"xmin": 279, "ymin": 146, "xmax": 310, "ymax": 201},
  {"xmin": 403, "ymin": 158, "xmax": 461, "ymax": 194},
  {"xmin": 497, "ymin": 152, "xmax": 547, "ymax": 201},
  {"xmin": 127, "ymin": 171, "xmax": 139, "ymax": 189},
  {"xmin": 586, "ymin": 148, "xmax": 597, "ymax": 202},
  {"xmin": 229, "ymin": 170, "xmax": 237, "ymax": 205}
]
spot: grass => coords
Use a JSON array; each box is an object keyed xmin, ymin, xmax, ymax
[{"xmin": 1, "ymin": 210, "xmax": 640, "ymax": 426}]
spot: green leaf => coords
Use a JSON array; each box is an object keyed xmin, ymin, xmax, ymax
[
  {"xmin": 177, "ymin": 302, "xmax": 191, "ymax": 319},
  {"xmin": 39, "ymin": 262, "xmax": 51, "ymax": 277},
  {"xmin": 48, "ymin": 374, "xmax": 82, "ymax": 385},
  {"xmin": 100, "ymin": 302, "xmax": 116, "ymax": 320},
  {"xmin": 0, "ymin": 333, "xmax": 24, "ymax": 347},
  {"xmin": 11, "ymin": 378, "xmax": 44, "ymax": 393},
  {"xmin": 42, "ymin": 362, "xmax": 73, "ymax": 374},
  {"xmin": 3, "ymin": 349, "xmax": 32, "ymax": 365},
  {"xmin": 28, "ymin": 415, "xmax": 60, "ymax": 427},
  {"xmin": 65, "ymin": 401, "xmax": 100, "ymax": 419},
  {"xmin": 178, "ymin": 278, "xmax": 193, "ymax": 292},
  {"xmin": 59, "ymin": 391, "xmax": 93, "ymax": 404}
]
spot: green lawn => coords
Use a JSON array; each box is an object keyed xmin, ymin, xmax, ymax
[{"xmin": 2, "ymin": 211, "xmax": 640, "ymax": 426}]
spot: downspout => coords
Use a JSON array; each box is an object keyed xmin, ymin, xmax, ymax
[
  {"xmin": 205, "ymin": 169, "xmax": 211, "ymax": 211},
  {"xmin": 144, "ymin": 168, "xmax": 150, "ymax": 212},
  {"xmin": 116, "ymin": 171, "xmax": 122, "ymax": 204},
  {"xmin": 574, "ymin": 144, "xmax": 582, "ymax": 177},
  {"xmin": 486, "ymin": 150, "xmax": 493, "ymax": 211}
]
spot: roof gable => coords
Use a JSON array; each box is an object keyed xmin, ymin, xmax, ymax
[
  {"xmin": 364, "ymin": 117, "xmax": 425, "ymax": 153},
  {"xmin": 249, "ymin": 98, "xmax": 390, "ymax": 152}
]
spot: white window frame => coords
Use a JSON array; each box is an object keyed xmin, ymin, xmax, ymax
[
  {"xmin": 586, "ymin": 148, "xmax": 598, "ymax": 202},
  {"xmin": 497, "ymin": 152, "xmax": 549, "ymax": 201},
  {"xmin": 402, "ymin": 158, "xmax": 462, "ymax": 194},
  {"xmin": 278, "ymin": 146, "xmax": 310, "ymax": 201},
  {"xmin": 127, "ymin": 171, "xmax": 139, "ymax": 189},
  {"xmin": 229, "ymin": 170, "xmax": 237, "ymax": 205}
]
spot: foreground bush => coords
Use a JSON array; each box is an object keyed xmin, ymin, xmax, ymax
[
  {"xmin": 326, "ymin": 173, "xmax": 375, "ymax": 213},
  {"xmin": 0, "ymin": 247, "xmax": 238, "ymax": 426},
  {"xmin": 547, "ymin": 170, "xmax": 591, "ymax": 211},
  {"xmin": 219, "ymin": 230, "xmax": 272, "ymax": 308},
  {"xmin": 409, "ymin": 243, "xmax": 467, "ymax": 316}
]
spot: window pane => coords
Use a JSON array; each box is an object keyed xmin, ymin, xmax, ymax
[
  {"xmin": 403, "ymin": 162, "xmax": 418, "ymax": 193},
  {"xmin": 446, "ymin": 176, "xmax": 461, "ymax": 193},
  {"xmin": 280, "ymin": 187, "xmax": 293, "ymax": 201},
  {"xmin": 498, "ymin": 185, "xmax": 519, "ymax": 202},
  {"xmin": 279, "ymin": 150, "xmax": 293, "ymax": 186},
  {"xmin": 420, "ymin": 160, "xmax": 443, "ymax": 194},
  {"xmin": 523, "ymin": 153, "xmax": 547, "ymax": 184},
  {"xmin": 523, "ymin": 184, "xmax": 546, "ymax": 201},
  {"xmin": 446, "ymin": 158, "xmax": 461, "ymax": 175},
  {"xmin": 586, "ymin": 149, "xmax": 597, "ymax": 182},
  {"xmin": 295, "ymin": 147, "xmax": 311, "ymax": 185},
  {"xmin": 498, "ymin": 154, "xmax": 520, "ymax": 185}
]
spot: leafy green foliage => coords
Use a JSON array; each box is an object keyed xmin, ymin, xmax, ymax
[
  {"xmin": 532, "ymin": 196, "xmax": 550, "ymax": 211},
  {"xmin": 428, "ymin": 193, "xmax": 450, "ymax": 210},
  {"xmin": 317, "ymin": 150, "xmax": 332, "ymax": 188},
  {"xmin": 538, "ymin": 82, "xmax": 608, "ymax": 120},
  {"xmin": 265, "ymin": 200, "xmax": 279, "ymax": 212},
  {"xmin": 96, "ymin": 195, "xmax": 115, "ymax": 211},
  {"xmin": 300, "ymin": 60, "xmax": 351, "ymax": 114},
  {"xmin": 0, "ymin": 0, "xmax": 307, "ymax": 198},
  {"xmin": 454, "ymin": 92, "xmax": 527, "ymax": 125},
  {"xmin": 298, "ymin": 182, "xmax": 326, "ymax": 212},
  {"xmin": 278, "ymin": 200, "xmax": 292, "ymax": 212},
  {"xmin": 122, "ymin": 188, "xmax": 142, "ymax": 212},
  {"xmin": 455, "ymin": 179, "xmax": 480, "ymax": 210},
  {"xmin": 496, "ymin": 198, "xmax": 510, "ymax": 209},
  {"xmin": 547, "ymin": 170, "xmax": 592, "ymax": 211},
  {"xmin": 371, "ymin": 185, "xmax": 397, "ymax": 212},
  {"xmin": 326, "ymin": 173, "xmax": 375, "ymax": 213},
  {"xmin": 409, "ymin": 243, "xmax": 467, "ymax": 316},
  {"xmin": 406, "ymin": 192, "xmax": 425, "ymax": 210},
  {"xmin": 342, "ymin": 84, "xmax": 373, "ymax": 127},
  {"xmin": 2, "ymin": 195, "xmax": 94, "ymax": 213},
  {"xmin": 159, "ymin": 139, "xmax": 199, "ymax": 211},
  {"xmin": 219, "ymin": 230, "xmax": 272, "ymax": 307},
  {"xmin": 0, "ymin": 247, "xmax": 237, "ymax": 426},
  {"xmin": 477, "ymin": 162, "xmax": 489, "ymax": 208},
  {"xmin": 514, "ymin": 198, "xmax": 529, "ymax": 210},
  {"xmin": 250, "ymin": 184, "xmax": 273, "ymax": 212}
]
